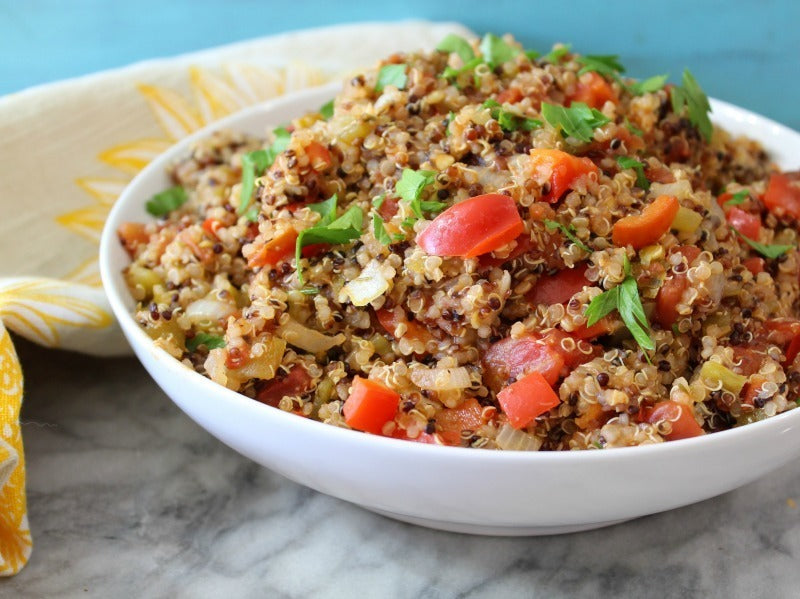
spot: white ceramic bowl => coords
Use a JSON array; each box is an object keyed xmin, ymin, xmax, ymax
[{"xmin": 100, "ymin": 82, "xmax": 800, "ymax": 535}]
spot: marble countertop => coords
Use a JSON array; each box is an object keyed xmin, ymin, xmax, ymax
[{"xmin": 2, "ymin": 338, "xmax": 800, "ymax": 598}]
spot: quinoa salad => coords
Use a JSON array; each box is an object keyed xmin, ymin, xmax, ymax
[{"xmin": 119, "ymin": 33, "xmax": 800, "ymax": 450}]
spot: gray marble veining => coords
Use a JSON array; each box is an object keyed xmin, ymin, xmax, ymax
[{"xmin": 3, "ymin": 337, "xmax": 800, "ymax": 598}]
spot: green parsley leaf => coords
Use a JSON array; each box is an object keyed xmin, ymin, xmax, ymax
[
  {"xmin": 309, "ymin": 193, "xmax": 338, "ymax": 226},
  {"xmin": 146, "ymin": 185, "xmax": 187, "ymax": 217},
  {"xmin": 724, "ymin": 190, "xmax": 749, "ymax": 206},
  {"xmin": 445, "ymin": 110, "xmax": 456, "ymax": 135},
  {"xmin": 400, "ymin": 216, "xmax": 417, "ymax": 229},
  {"xmin": 576, "ymin": 54, "xmax": 625, "ymax": 78},
  {"xmin": 585, "ymin": 261, "xmax": 654, "ymax": 352},
  {"xmin": 524, "ymin": 48, "xmax": 541, "ymax": 61},
  {"xmin": 319, "ymin": 99, "xmax": 334, "ymax": 120},
  {"xmin": 733, "ymin": 229, "xmax": 794, "ymax": 259},
  {"xmin": 371, "ymin": 194, "xmax": 386, "ymax": 209},
  {"xmin": 542, "ymin": 44, "xmax": 571, "ymax": 64},
  {"xmin": 243, "ymin": 204, "xmax": 260, "ymax": 223},
  {"xmin": 396, "ymin": 168, "xmax": 442, "ymax": 218},
  {"xmin": 541, "ymin": 101, "xmax": 610, "ymax": 143},
  {"xmin": 479, "ymin": 33, "xmax": 520, "ymax": 69},
  {"xmin": 239, "ymin": 129, "xmax": 289, "ymax": 215},
  {"xmin": 186, "ymin": 332, "xmax": 226, "ymax": 352},
  {"xmin": 624, "ymin": 118, "xmax": 644, "ymax": 137},
  {"xmin": 670, "ymin": 69, "xmax": 713, "ymax": 142},
  {"xmin": 441, "ymin": 56, "xmax": 483, "ymax": 81},
  {"xmin": 483, "ymin": 99, "xmax": 542, "ymax": 132},
  {"xmin": 627, "ymin": 74, "xmax": 668, "ymax": 96},
  {"xmin": 436, "ymin": 34, "xmax": 476, "ymax": 64},
  {"xmin": 616, "ymin": 156, "xmax": 650, "ymax": 191},
  {"xmin": 376, "ymin": 64, "xmax": 407, "ymax": 92},
  {"xmin": 372, "ymin": 213, "xmax": 392, "ymax": 245},
  {"xmin": 543, "ymin": 219, "xmax": 591, "ymax": 252},
  {"xmin": 300, "ymin": 287, "xmax": 320, "ymax": 295},
  {"xmin": 295, "ymin": 204, "xmax": 363, "ymax": 283},
  {"xmin": 672, "ymin": 323, "xmax": 681, "ymax": 336}
]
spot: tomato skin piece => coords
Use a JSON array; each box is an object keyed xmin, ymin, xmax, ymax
[
  {"xmin": 571, "ymin": 317, "xmax": 614, "ymax": 341},
  {"xmin": 247, "ymin": 228, "xmax": 298, "ymax": 269},
  {"xmin": 496, "ymin": 87, "xmax": 523, "ymax": 104},
  {"xmin": 497, "ymin": 371, "xmax": 561, "ymax": 429},
  {"xmin": 343, "ymin": 377, "xmax": 400, "ymax": 435},
  {"xmin": 612, "ymin": 194, "xmax": 680, "ymax": 250},
  {"xmin": 763, "ymin": 172, "xmax": 800, "ymax": 219},
  {"xmin": 527, "ymin": 263, "xmax": 590, "ymax": 306},
  {"xmin": 417, "ymin": 194, "xmax": 524, "ymax": 258},
  {"xmin": 727, "ymin": 206, "xmax": 761, "ymax": 239},
  {"xmin": 305, "ymin": 141, "xmax": 332, "ymax": 171},
  {"xmin": 118, "ymin": 222, "xmax": 150, "ymax": 257},
  {"xmin": 643, "ymin": 400, "xmax": 704, "ymax": 440},
  {"xmin": 528, "ymin": 148, "xmax": 600, "ymax": 203},
  {"xmin": 436, "ymin": 398, "xmax": 485, "ymax": 445},
  {"xmin": 567, "ymin": 71, "xmax": 617, "ymax": 109},
  {"xmin": 256, "ymin": 365, "xmax": 313, "ymax": 407},
  {"xmin": 655, "ymin": 247, "xmax": 700, "ymax": 328},
  {"xmin": 763, "ymin": 318, "xmax": 800, "ymax": 365},
  {"xmin": 743, "ymin": 256, "xmax": 765, "ymax": 276},
  {"xmin": 375, "ymin": 307, "xmax": 433, "ymax": 346},
  {"xmin": 483, "ymin": 334, "xmax": 565, "ymax": 392}
]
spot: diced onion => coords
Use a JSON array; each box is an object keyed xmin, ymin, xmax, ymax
[
  {"xmin": 235, "ymin": 336, "xmax": 286, "ymax": 380},
  {"xmin": 343, "ymin": 260, "xmax": 390, "ymax": 307},
  {"xmin": 185, "ymin": 297, "xmax": 237, "ymax": 324},
  {"xmin": 278, "ymin": 318, "xmax": 345, "ymax": 353},
  {"xmin": 410, "ymin": 366, "xmax": 472, "ymax": 391},
  {"xmin": 651, "ymin": 179, "xmax": 692, "ymax": 201},
  {"xmin": 495, "ymin": 423, "xmax": 542, "ymax": 451}
]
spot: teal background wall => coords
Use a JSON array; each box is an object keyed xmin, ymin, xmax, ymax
[{"xmin": 1, "ymin": 0, "xmax": 797, "ymax": 128}]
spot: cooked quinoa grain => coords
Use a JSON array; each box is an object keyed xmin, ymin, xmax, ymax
[{"xmin": 120, "ymin": 34, "xmax": 800, "ymax": 450}]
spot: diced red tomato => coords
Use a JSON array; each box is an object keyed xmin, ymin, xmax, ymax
[
  {"xmin": 527, "ymin": 263, "xmax": 590, "ymax": 305},
  {"xmin": 118, "ymin": 222, "xmax": 150, "ymax": 257},
  {"xmin": 612, "ymin": 194, "xmax": 680, "ymax": 249},
  {"xmin": 377, "ymin": 196, "xmax": 399, "ymax": 220},
  {"xmin": 655, "ymin": 246, "xmax": 700, "ymax": 328},
  {"xmin": 417, "ymin": 194, "xmax": 524, "ymax": 258},
  {"xmin": 343, "ymin": 377, "xmax": 400, "ymax": 435},
  {"xmin": 247, "ymin": 228, "xmax": 298, "ymax": 269},
  {"xmin": 305, "ymin": 141, "xmax": 333, "ymax": 171},
  {"xmin": 497, "ymin": 371, "xmax": 561, "ymax": 429},
  {"xmin": 528, "ymin": 148, "xmax": 600, "ymax": 203},
  {"xmin": 571, "ymin": 317, "xmax": 614, "ymax": 340},
  {"xmin": 375, "ymin": 307, "xmax": 434, "ymax": 346},
  {"xmin": 763, "ymin": 318, "xmax": 800, "ymax": 365},
  {"xmin": 567, "ymin": 71, "xmax": 618, "ymax": 109},
  {"xmin": 741, "ymin": 376, "xmax": 768, "ymax": 406},
  {"xmin": 727, "ymin": 206, "xmax": 761, "ymax": 239},
  {"xmin": 643, "ymin": 400, "xmax": 704, "ymax": 440},
  {"xmin": 436, "ymin": 398, "xmax": 485, "ymax": 445},
  {"xmin": 256, "ymin": 365, "xmax": 313, "ymax": 407},
  {"xmin": 496, "ymin": 87, "xmax": 524, "ymax": 104},
  {"xmin": 743, "ymin": 256, "xmax": 765, "ymax": 275},
  {"xmin": 763, "ymin": 171, "xmax": 800, "ymax": 220},
  {"xmin": 478, "ymin": 232, "xmax": 534, "ymax": 269},
  {"xmin": 483, "ymin": 334, "xmax": 565, "ymax": 392}
]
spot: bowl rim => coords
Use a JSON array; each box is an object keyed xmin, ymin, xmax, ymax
[{"xmin": 100, "ymin": 81, "xmax": 800, "ymax": 464}]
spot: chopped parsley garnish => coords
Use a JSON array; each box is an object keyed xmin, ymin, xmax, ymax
[
  {"xmin": 300, "ymin": 287, "xmax": 320, "ymax": 295},
  {"xmin": 479, "ymin": 33, "xmax": 520, "ymax": 69},
  {"xmin": 441, "ymin": 57, "xmax": 483, "ymax": 81},
  {"xmin": 436, "ymin": 33, "xmax": 476, "ymax": 64},
  {"xmin": 616, "ymin": 156, "xmax": 650, "ymax": 191},
  {"xmin": 146, "ymin": 185, "xmax": 187, "ymax": 217},
  {"xmin": 724, "ymin": 189, "xmax": 749, "ymax": 206},
  {"xmin": 445, "ymin": 110, "xmax": 456, "ymax": 135},
  {"xmin": 733, "ymin": 229, "xmax": 794, "ymax": 259},
  {"xmin": 483, "ymin": 99, "xmax": 542, "ymax": 132},
  {"xmin": 375, "ymin": 64, "xmax": 408, "ymax": 92},
  {"xmin": 319, "ymin": 99, "xmax": 334, "ymax": 120},
  {"xmin": 371, "ymin": 193, "xmax": 386, "ymax": 209},
  {"xmin": 627, "ymin": 74, "xmax": 668, "ymax": 96},
  {"xmin": 186, "ymin": 333, "xmax": 225, "ymax": 352},
  {"xmin": 585, "ymin": 257, "xmax": 654, "ymax": 352},
  {"xmin": 243, "ymin": 204, "xmax": 260, "ymax": 223},
  {"xmin": 541, "ymin": 101, "xmax": 610, "ymax": 143},
  {"xmin": 542, "ymin": 44, "xmax": 571, "ymax": 64},
  {"xmin": 395, "ymin": 168, "xmax": 445, "ymax": 218},
  {"xmin": 401, "ymin": 216, "xmax": 417, "ymax": 229},
  {"xmin": 239, "ymin": 128, "xmax": 290, "ymax": 215},
  {"xmin": 295, "ymin": 194, "xmax": 363, "ymax": 283},
  {"xmin": 670, "ymin": 69, "xmax": 713, "ymax": 142},
  {"xmin": 372, "ymin": 213, "xmax": 392, "ymax": 245},
  {"xmin": 524, "ymin": 48, "xmax": 541, "ymax": 61},
  {"xmin": 576, "ymin": 54, "xmax": 625, "ymax": 78},
  {"xmin": 543, "ymin": 219, "xmax": 591, "ymax": 252}
]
